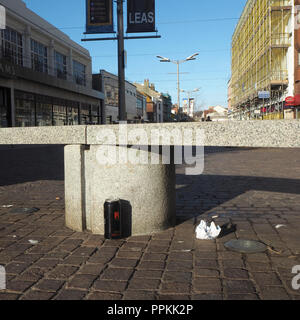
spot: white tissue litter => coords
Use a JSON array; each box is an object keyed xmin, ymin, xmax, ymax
[
  {"xmin": 275, "ymin": 224, "xmax": 286, "ymax": 229},
  {"xmin": 28, "ymin": 240, "xmax": 39, "ymax": 244},
  {"xmin": 196, "ymin": 220, "xmax": 221, "ymax": 240}
]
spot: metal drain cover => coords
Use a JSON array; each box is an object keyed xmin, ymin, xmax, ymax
[
  {"xmin": 10, "ymin": 207, "xmax": 40, "ymax": 214},
  {"xmin": 224, "ymin": 239, "xmax": 267, "ymax": 254}
]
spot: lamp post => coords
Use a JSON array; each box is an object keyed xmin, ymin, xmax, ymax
[
  {"xmin": 156, "ymin": 53, "xmax": 199, "ymax": 111},
  {"xmin": 181, "ymin": 88, "xmax": 200, "ymax": 117}
]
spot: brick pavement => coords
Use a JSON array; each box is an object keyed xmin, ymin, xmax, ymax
[{"xmin": 0, "ymin": 145, "xmax": 300, "ymax": 300}]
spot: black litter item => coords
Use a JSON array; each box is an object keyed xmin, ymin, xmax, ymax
[
  {"xmin": 10, "ymin": 207, "xmax": 40, "ymax": 214},
  {"xmin": 224, "ymin": 239, "xmax": 267, "ymax": 254}
]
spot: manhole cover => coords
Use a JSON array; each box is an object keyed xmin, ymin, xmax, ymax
[
  {"xmin": 10, "ymin": 207, "xmax": 40, "ymax": 214},
  {"xmin": 224, "ymin": 239, "xmax": 267, "ymax": 254}
]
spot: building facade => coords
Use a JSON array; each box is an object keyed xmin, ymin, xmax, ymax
[
  {"xmin": 134, "ymin": 80, "xmax": 164, "ymax": 123},
  {"xmin": 0, "ymin": 0, "xmax": 104, "ymax": 128},
  {"xmin": 230, "ymin": 0, "xmax": 300, "ymax": 120},
  {"xmin": 93, "ymin": 69, "xmax": 138, "ymax": 123}
]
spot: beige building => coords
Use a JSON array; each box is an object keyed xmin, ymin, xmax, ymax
[
  {"xmin": 93, "ymin": 70, "xmax": 138, "ymax": 123},
  {"xmin": 0, "ymin": 0, "xmax": 104, "ymax": 127}
]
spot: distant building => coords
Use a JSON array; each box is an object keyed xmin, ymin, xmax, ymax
[
  {"xmin": 203, "ymin": 106, "xmax": 228, "ymax": 122},
  {"xmin": 93, "ymin": 70, "xmax": 137, "ymax": 123},
  {"xmin": 136, "ymin": 90, "xmax": 147, "ymax": 121},
  {"xmin": 0, "ymin": 0, "xmax": 104, "ymax": 128},
  {"xmin": 231, "ymin": 0, "xmax": 300, "ymax": 120},
  {"xmin": 134, "ymin": 80, "xmax": 164, "ymax": 123}
]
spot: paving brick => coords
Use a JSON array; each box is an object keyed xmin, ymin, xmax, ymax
[
  {"xmin": 20, "ymin": 290, "xmax": 55, "ymax": 300},
  {"xmin": 157, "ymin": 294, "xmax": 190, "ymax": 300},
  {"xmin": 195, "ymin": 259, "xmax": 218, "ymax": 269},
  {"xmin": 54, "ymin": 289, "xmax": 87, "ymax": 300},
  {"xmin": 260, "ymin": 286, "xmax": 290, "ymax": 300},
  {"xmin": 138, "ymin": 261, "xmax": 166, "ymax": 270},
  {"xmin": 192, "ymin": 293, "xmax": 223, "ymax": 300},
  {"xmin": 6, "ymin": 280, "xmax": 35, "ymax": 293},
  {"xmin": 163, "ymin": 271, "xmax": 192, "ymax": 283},
  {"xmin": 224, "ymin": 280, "xmax": 256, "ymax": 294},
  {"xmin": 67, "ymin": 274, "xmax": 98, "ymax": 290},
  {"xmin": 224, "ymin": 268, "xmax": 249, "ymax": 279},
  {"xmin": 193, "ymin": 278, "xmax": 222, "ymax": 293},
  {"xmin": 194, "ymin": 268, "xmax": 220, "ymax": 278},
  {"xmin": 123, "ymin": 290, "xmax": 156, "ymax": 300},
  {"xmin": 77, "ymin": 263, "xmax": 105, "ymax": 275},
  {"xmin": 133, "ymin": 270, "xmax": 163, "ymax": 279},
  {"xmin": 46, "ymin": 265, "xmax": 78, "ymax": 279},
  {"xmin": 128, "ymin": 278, "xmax": 160, "ymax": 290},
  {"xmin": 166, "ymin": 260, "xmax": 193, "ymax": 271},
  {"xmin": 227, "ymin": 293, "xmax": 259, "ymax": 300},
  {"xmin": 160, "ymin": 282, "xmax": 190, "ymax": 294},
  {"xmin": 34, "ymin": 279, "xmax": 65, "ymax": 292},
  {"xmin": 252, "ymin": 272, "xmax": 282, "ymax": 286},
  {"xmin": 110, "ymin": 258, "xmax": 138, "ymax": 268},
  {"xmin": 0, "ymin": 293, "xmax": 20, "ymax": 300},
  {"xmin": 93, "ymin": 280, "xmax": 127, "ymax": 292},
  {"xmin": 142, "ymin": 253, "xmax": 167, "ymax": 261},
  {"xmin": 86, "ymin": 292, "xmax": 122, "ymax": 300},
  {"xmin": 101, "ymin": 268, "xmax": 134, "ymax": 281}
]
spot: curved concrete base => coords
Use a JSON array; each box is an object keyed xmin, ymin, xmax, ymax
[{"xmin": 65, "ymin": 145, "xmax": 176, "ymax": 236}]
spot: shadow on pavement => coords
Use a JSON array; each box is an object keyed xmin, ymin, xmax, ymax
[
  {"xmin": 0, "ymin": 145, "xmax": 65, "ymax": 186},
  {"xmin": 176, "ymin": 173, "xmax": 300, "ymax": 225}
]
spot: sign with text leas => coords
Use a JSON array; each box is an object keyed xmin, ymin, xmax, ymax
[
  {"xmin": 85, "ymin": 0, "xmax": 114, "ymax": 34},
  {"xmin": 127, "ymin": 0, "xmax": 156, "ymax": 33}
]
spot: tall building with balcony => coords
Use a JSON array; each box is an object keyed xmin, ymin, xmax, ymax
[
  {"xmin": 0, "ymin": 0, "xmax": 105, "ymax": 128},
  {"xmin": 230, "ymin": 0, "xmax": 299, "ymax": 120}
]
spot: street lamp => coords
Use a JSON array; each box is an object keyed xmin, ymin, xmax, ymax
[
  {"xmin": 181, "ymin": 88, "xmax": 200, "ymax": 116},
  {"xmin": 156, "ymin": 53, "xmax": 199, "ymax": 110}
]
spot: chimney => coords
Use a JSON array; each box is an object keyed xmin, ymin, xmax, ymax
[
  {"xmin": 150, "ymin": 83, "xmax": 155, "ymax": 91},
  {"xmin": 144, "ymin": 79, "xmax": 149, "ymax": 88}
]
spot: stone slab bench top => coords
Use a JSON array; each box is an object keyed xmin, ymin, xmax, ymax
[{"xmin": 0, "ymin": 120, "xmax": 299, "ymax": 148}]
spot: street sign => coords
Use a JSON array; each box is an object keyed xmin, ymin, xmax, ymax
[
  {"xmin": 127, "ymin": 0, "xmax": 156, "ymax": 33},
  {"xmin": 85, "ymin": 0, "xmax": 115, "ymax": 34},
  {"xmin": 258, "ymin": 91, "xmax": 270, "ymax": 99}
]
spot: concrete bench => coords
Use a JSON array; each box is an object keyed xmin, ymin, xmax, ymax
[{"xmin": 0, "ymin": 120, "xmax": 299, "ymax": 236}]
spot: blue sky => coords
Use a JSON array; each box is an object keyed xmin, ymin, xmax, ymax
[{"xmin": 23, "ymin": 0, "xmax": 247, "ymax": 110}]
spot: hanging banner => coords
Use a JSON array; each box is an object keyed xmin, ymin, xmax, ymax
[
  {"xmin": 127, "ymin": 0, "xmax": 156, "ymax": 33},
  {"xmin": 85, "ymin": 0, "xmax": 114, "ymax": 34}
]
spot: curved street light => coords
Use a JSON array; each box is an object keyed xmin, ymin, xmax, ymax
[{"xmin": 156, "ymin": 53, "xmax": 199, "ymax": 110}]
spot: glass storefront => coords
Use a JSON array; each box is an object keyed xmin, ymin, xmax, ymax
[
  {"xmin": 13, "ymin": 90, "xmax": 101, "ymax": 127},
  {"xmin": 0, "ymin": 88, "xmax": 11, "ymax": 127},
  {"xmin": 91, "ymin": 104, "xmax": 100, "ymax": 124},
  {"xmin": 36, "ymin": 95, "xmax": 52, "ymax": 126},
  {"xmin": 80, "ymin": 103, "xmax": 91, "ymax": 124},
  {"xmin": 67, "ymin": 105, "xmax": 79, "ymax": 125},
  {"xmin": 53, "ymin": 98, "xmax": 67, "ymax": 126},
  {"xmin": 15, "ymin": 91, "xmax": 35, "ymax": 127}
]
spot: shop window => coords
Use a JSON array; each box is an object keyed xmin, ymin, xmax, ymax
[
  {"xmin": 67, "ymin": 106, "xmax": 79, "ymax": 125},
  {"xmin": 53, "ymin": 102, "xmax": 67, "ymax": 126},
  {"xmin": 80, "ymin": 103, "xmax": 91, "ymax": 124},
  {"xmin": 0, "ymin": 88, "xmax": 11, "ymax": 127},
  {"xmin": 91, "ymin": 104, "xmax": 100, "ymax": 124},
  {"xmin": 1, "ymin": 27, "xmax": 23, "ymax": 66},
  {"xmin": 15, "ymin": 91, "xmax": 35, "ymax": 127}
]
